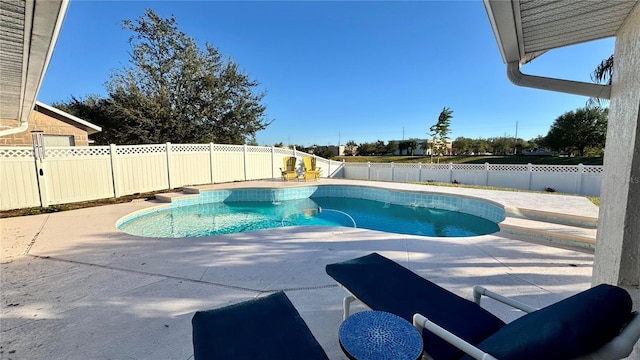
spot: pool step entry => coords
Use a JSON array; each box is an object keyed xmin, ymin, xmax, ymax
[
  {"xmin": 504, "ymin": 206, "xmax": 597, "ymax": 229},
  {"xmin": 499, "ymin": 215, "xmax": 596, "ymax": 250}
]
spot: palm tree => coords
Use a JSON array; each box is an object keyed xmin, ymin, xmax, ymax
[
  {"xmin": 587, "ymin": 55, "xmax": 613, "ymax": 108},
  {"xmin": 592, "ymin": 55, "xmax": 614, "ymax": 85},
  {"xmin": 429, "ymin": 107, "xmax": 453, "ymax": 162}
]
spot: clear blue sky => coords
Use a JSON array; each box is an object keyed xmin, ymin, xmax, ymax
[{"xmin": 38, "ymin": 0, "xmax": 614, "ymax": 147}]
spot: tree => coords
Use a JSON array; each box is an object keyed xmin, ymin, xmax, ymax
[
  {"xmin": 471, "ymin": 138, "xmax": 489, "ymax": 154},
  {"xmin": 429, "ymin": 107, "xmax": 453, "ymax": 160},
  {"xmin": 592, "ymin": 55, "xmax": 614, "ymax": 85},
  {"xmin": 587, "ymin": 55, "xmax": 613, "ymax": 108},
  {"xmin": 59, "ymin": 9, "xmax": 271, "ymax": 145},
  {"xmin": 544, "ymin": 107, "xmax": 608, "ymax": 156},
  {"xmin": 528, "ymin": 135, "xmax": 546, "ymax": 150},
  {"xmin": 52, "ymin": 95, "xmax": 126, "ymax": 145},
  {"xmin": 452, "ymin": 136, "xmax": 475, "ymax": 155},
  {"xmin": 386, "ymin": 140, "xmax": 399, "ymax": 155},
  {"xmin": 344, "ymin": 140, "xmax": 358, "ymax": 156},
  {"xmin": 487, "ymin": 136, "xmax": 517, "ymax": 155},
  {"xmin": 420, "ymin": 139, "xmax": 431, "ymax": 156},
  {"xmin": 406, "ymin": 138, "xmax": 419, "ymax": 156},
  {"xmin": 357, "ymin": 142, "xmax": 376, "ymax": 156},
  {"xmin": 374, "ymin": 140, "xmax": 387, "ymax": 155},
  {"xmin": 398, "ymin": 141, "xmax": 408, "ymax": 155}
]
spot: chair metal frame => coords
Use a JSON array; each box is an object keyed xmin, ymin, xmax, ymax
[{"xmin": 410, "ymin": 286, "xmax": 640, "ymax": 360}]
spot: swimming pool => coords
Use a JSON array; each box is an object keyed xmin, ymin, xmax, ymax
[{"xmin": 117, "ymin": 185, "xmax": 504, "ymax": 238}]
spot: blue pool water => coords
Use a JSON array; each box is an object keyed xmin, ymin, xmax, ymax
[{"xmin": 118, "ymin": 197, "xmax": 499, "ymax": 238}]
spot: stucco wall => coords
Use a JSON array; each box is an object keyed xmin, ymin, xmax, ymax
[
  {"xmin": 593, "ymin": 4, "xmax": 640, "ymax": 286},
  {"xmin": 0, "ymin": 110, "xmax": 90, "ymax": 146}
]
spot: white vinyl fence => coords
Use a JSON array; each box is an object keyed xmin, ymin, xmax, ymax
[
  {"xmin": 0, "ymin": 143, "xmax": 602, "ymax": 211},
  {"xmin": 342, "ymin": 162, "xmax": 602, "ymax": 197},
  {"xmin": 0, "ymin": 143, "xmax": 344, "ymax": 211}
]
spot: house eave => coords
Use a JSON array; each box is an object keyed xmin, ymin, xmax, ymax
[{"xmin": 483, "ymin": 0, "xmax": 638, "ymax": 98}]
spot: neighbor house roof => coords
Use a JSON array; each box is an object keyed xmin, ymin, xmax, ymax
[
  {"xmin": 483, "ymin": 0, "xmax": 638, "ymax": 98},
  {"xmin": 35, "ymin": 101, "xmax": 102, "ymax": 135},
  {"xmin": 0, "ymin": 0, "xmax": 69, "ymax": 124}
]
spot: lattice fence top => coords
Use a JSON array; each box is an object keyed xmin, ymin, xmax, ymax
[
  {"xmin": 369, "ymin": 163, "xmax": 391, "ymax": 168},
  {"xmin": 452, "ymin": 164, "xmax": 485, "ymax": 170},
  {"xmin": 171, "ymin": 144, "xmax": 210, "ymax": 152},
  {"xmin": 422, "ymin": 163, "xmax": 450, "ymax": 170},
  {"xmin": 212, "ymin": 144, "xmax": 244, "ymax": 152},
  {"xmin": 345, "ymin": 162, "xmax": 369, "ymax": 168},
  {"xmin": 116, "ymin": 144, "xmax": 166, "ymax": 155},
  {"xmin": 272, "ymin": 147, "xmax": 293, "ymax": 156},
  {"xmin": 531, "ymin": 165, "xmax": 578, "ymax": 173},
  {"xmin": 393, "ymin": 163, "xmax": 420, "ymax": 169},
  {"xmin": 0, "ymin": 147, "xmax": 34, "ymax": 158},
  {"xmin": 46, "ymin": 146, "xmax": 111, "ymax": 157},
  {"xmin": 583, "ymin": 166, "xmax": 603, "ymax": 173},
  {"xmin": 489, "ymin": 164, "xmax": 528, "ymax": 171},
  {"xmin": 246, "ymin": 145, "xmax": 273, "ymax": 154}
]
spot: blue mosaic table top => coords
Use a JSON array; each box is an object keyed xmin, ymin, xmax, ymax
[{"xmin": 339, "ymin": 310, "xmax": 423, "ymax": 360}]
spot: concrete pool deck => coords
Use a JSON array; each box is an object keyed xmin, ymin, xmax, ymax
[{"xmin": 1, "ymin": 179, "xmax": 638, "ymax": 359}]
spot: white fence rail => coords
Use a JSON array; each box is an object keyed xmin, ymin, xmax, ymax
[
  {"xmin": 342, "ymin": 162, "xmax": 602, "ymax": 197},
  {"xmin": 0, "ymin": 143, "xmax": 344, "ymax": 211}
]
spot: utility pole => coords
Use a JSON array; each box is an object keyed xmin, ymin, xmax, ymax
[{"xmin": 402, "ymin": 127, "xmax": 405, "ymax": 141}]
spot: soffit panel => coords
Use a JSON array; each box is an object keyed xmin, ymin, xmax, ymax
[
  {"xmin": 0, "ymin": 0, "xmax": 26, "ymax": 120},
  {"xmin": 0, "ymin": 0, "xmax": 66, "ymax": 123},
  {"xmin": 519, "ymin": 0, "xmax": 638, "ymax": 55}
]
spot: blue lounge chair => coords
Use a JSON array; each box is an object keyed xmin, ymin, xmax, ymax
[
  {"xmin": 326, "ymin": 252, "xmax": 640, "ymax": 360},
  {"xmin": 192, "ymin": 291, "xmax": 329, "ymax": 360}
]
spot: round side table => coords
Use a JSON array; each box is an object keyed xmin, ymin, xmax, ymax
[{"xmin": 339, "ymin": 310, "xmax": 423, "ymax": 360}]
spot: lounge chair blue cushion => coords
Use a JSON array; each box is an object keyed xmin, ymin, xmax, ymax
[
  {"xmin": 192, "ymin": 291, "xmax": 329, "ymax": 360},
  {"xmin": 326, "ymin": 253, "xmax": 506, "ymax": 360},
  {"xmin": 463, "ymin": 284, "xmax": 633, "ymax": 360}
]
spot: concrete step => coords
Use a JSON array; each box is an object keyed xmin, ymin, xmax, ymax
[
  {"xmin": 500, "ymin": 216, "xmax": 596, "ymax": 250},
  {"xmin": 504, "ymin": 206, "xmax": 598, "ymax": 229}
]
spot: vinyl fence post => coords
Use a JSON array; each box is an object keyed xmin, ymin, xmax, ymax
[
  {"xmin": 166, "ymin": 142, "xmax": 173, "ymax": 189},
  {"xmin": 527, "ymin": 163, "xmax": 533, "ymax": 190},
  {"xmin": 243, "ymin": 144, "xmax": 248, "ymax": 181},
  {"xmin": 367, "ymin": 161, "xmax": 371, "ymax": 180},
  {"xmin": 110, "ymin": 144, "xmax": 122, "ymax": 197},
  {"xmin": 484, "ymin": 162, "xmax": 490, "ymax": 186},
  {"xmin": 576, "ymin": 163, "xmax": 584, "ymax": 195},
  {"xmin": 418, "ymin": 162, "xmax": 422, "ymax": 182},
  {"xmin": 391, "ymin": 162, "xmax": 395, "ymax": 182},
  {"xmin": 449, "ymin": 163, "xmax": 453, "ymax": 183},
  {"xmin": 271, "ymin": 146, "xmax": 275, "ymax": 179},
  {"xmin": 209, "ymin": 143, "xmax": 215, "ymax": 184}
]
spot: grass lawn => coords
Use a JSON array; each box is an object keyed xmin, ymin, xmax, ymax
[{"xmin": 333, "ymin": 155, "xmax": 604, "ymax": 165}]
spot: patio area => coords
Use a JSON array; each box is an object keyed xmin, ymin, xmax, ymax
[{"xmin": 0, "ymin": 179, "xmax": 620, "ymax": 359}]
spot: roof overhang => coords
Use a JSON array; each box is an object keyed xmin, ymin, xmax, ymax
[
  {"xmin": 35, "ymin": 101, "xmax": 102, "ymax": 135},
  {"xmin": 483, "ymin": 0, "xmax": 639, "ymax": 98},
  {"xmin": 0, "ymin": 0, "xmax": 69, "ymax": 127}
]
